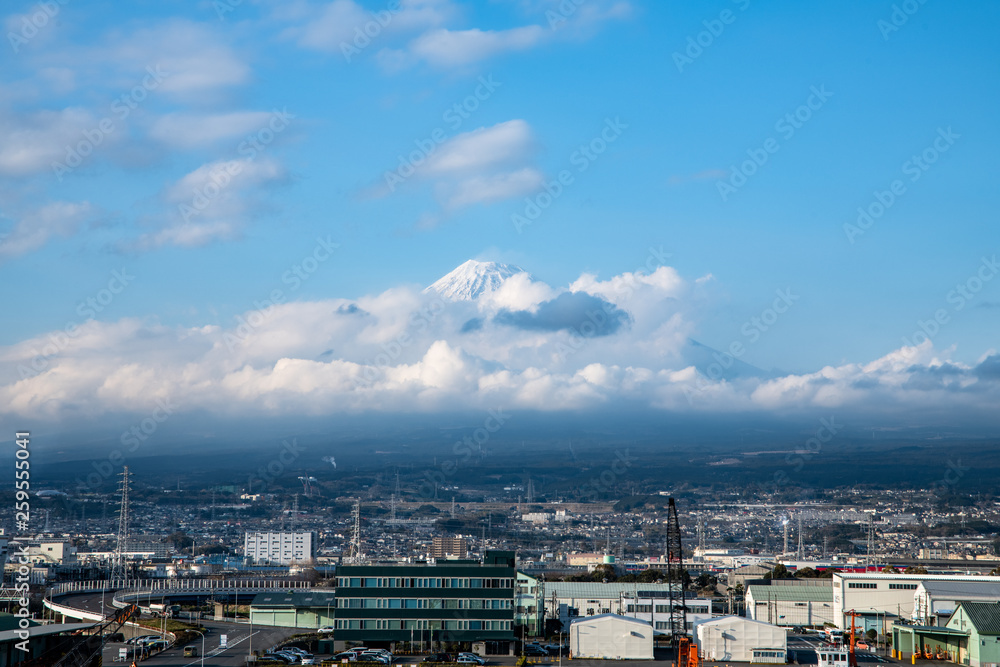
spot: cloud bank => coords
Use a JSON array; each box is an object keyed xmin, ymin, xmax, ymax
[{"xmin": 2, "ymin": 262, "xmax": 998, "ymax": 428}]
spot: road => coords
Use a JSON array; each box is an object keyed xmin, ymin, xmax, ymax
[{"xmin": 56, "ymin": 591, "xmax": 299, "ymax": 666}]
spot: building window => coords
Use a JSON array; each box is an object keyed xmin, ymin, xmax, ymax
[{"xmin": 848, "ymin": 583, "xmax": 877, "ymax": 589}]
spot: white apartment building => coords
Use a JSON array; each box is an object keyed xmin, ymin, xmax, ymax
[{"xmin": 244, "ymin": 531, "xmax": 316, "ymax": 565}]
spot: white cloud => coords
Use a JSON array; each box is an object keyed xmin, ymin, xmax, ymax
[
  {"xmin": 149, "ymin": 111, "xmax": 275, "ymax": 149},
  {"xmin": 98, "ymin": 20, "xmax": 250, "ymax": 98},
  {"xmin": 425, "ymin": 119, "xmax": 534, "ymax": 175},
  {"xmin": 382, "ymin": 119, "xmax": 542, "ymax": 219},
  {"xmin": 402, "ymin": 25, "xmax": 546, "ymax": 68},
  {"xmin": 126, "ymin": 157, "xmax": 286, "ymax": 250},
  {"xmin": 0, "ymin": 201, "xmax": 93, "ymax": 260},
  {"xmin": 288, "ymin": 0, "xmax": 454, "ymax": 54},
  {"xmin": 0, "ymin": 108, "xmax": 98, "ymax": 177},
  {"xmin": 4, "ymin": 262, "xmax": 997, "ymax": 425}
]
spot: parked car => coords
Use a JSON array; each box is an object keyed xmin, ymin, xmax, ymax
[
  {"xmin": 523, "ymin": 646, "xmax": 549, "ymax": 657},
  {"xmin": 334, "ymin": 652, "xmax": 358, "ymax": 662},
  {"xmin": 422, "ymin": 653, "xmax": 453, "ymax": 663},
  {"xmin": 543, "ymin": 645, "xmax": 566, "ymax": 654},
  {"xmin": 103, "ymin": 632, "xmax": 125, "ymax": 643},
  {"xmin": 261, "ymin": 654, "xmax": 294, "ymax": 664},
  {"xmin": 457, "ymin": 654, "xmax": 486, "ymax": 664},
  {"xmin": 318, "ymin": 626, "xmax": 335, "ymax": 633}
]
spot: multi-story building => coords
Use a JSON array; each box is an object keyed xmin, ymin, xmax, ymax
[
  {"xmin": 244, "ymin": 531, "xmax": 316, "ymax": 565},
  {"xmin": 430, "ymin": 537, "xmax": 468, "ymax": 559},
  {"xmin": 332, "ymin": 551, "xmax": 516, "ymax": 648}
]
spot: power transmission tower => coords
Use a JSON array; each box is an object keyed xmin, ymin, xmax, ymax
[
  {"xmin": 348, "ymin": 498, "xmax": 364, "ymax": 563},
  {"xmin": 109, "ymin": 467, "xmax": 131, "ymax": 585},
  {"xmin": 665, "ymin": 497, "xmax": 687, "ymax": 642}
]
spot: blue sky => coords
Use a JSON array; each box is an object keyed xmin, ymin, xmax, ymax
[{"xmin": 2, "ymin": 0, "xmax": 999, "ymax": 429}]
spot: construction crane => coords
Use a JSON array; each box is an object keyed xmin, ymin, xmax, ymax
[
  {"xmin": 667, "ymin": 498, "xmax": 697, "ymax": 667},
  {"xmin": 844, "ymin": 609, "xmax": 862, "ymax": 667},
  {"xmin": 22, "ymin": 604, "xmax": 139, "ymax": 667}
]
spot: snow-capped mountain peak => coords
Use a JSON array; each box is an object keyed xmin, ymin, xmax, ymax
[{"xmin": 425, "ymin": 259, "xmax": 527, "ymax": 301}]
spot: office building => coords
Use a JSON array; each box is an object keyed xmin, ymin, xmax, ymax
[{"xmin": 244, "ymin": 531, "xmax": 316, "ymax": 565}]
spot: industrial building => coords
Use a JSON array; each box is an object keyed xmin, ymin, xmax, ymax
[
  {"xmin": 832, "ymin": 573, "xmax": 1000, "ymax": 630},
  {"xmin": 331, "ymin": 551, "xmax": 516, "ymax": 647},
  {"xmin": 540, "ymin": 582, "xmax": 712, "ymax": 632},
  {"xmin": 249, "ymin": 590, "xmax": 337, "ymax": 629},
  {"xmin": 746, "ymin": 583, "xmax": 834, "ymax": 627},
  {"xmin": 694, "ymin": 616, "xmax": 787, "ymax": 663},
  {"xmin": 912, "ymin": 579, "xmax": 1000, "ymax": 625},
  {"xmin": 892, "ymin": 601, "xmax": 1000, "ymax": 667},
  {"xmin": 243, "ymin": 531, "xmax": 316, "ymax": 565},
  {"xmin": 569, "ymin": 614, "xmax": 654, "ymax": 660}
]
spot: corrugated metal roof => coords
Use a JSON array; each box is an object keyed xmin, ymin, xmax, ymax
[
  {"xmin": 920, "ymin": 581, "xmax": 1000, "ymax": 598},
  {"xmin": 957, "ymin": 602, "xmax": 1000, "ymax": 636},
  {"xmin": 747, "ymin": 585, "xmax": 833, "ymax": 602}
]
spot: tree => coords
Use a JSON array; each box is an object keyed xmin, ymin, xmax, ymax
[
  {"xmin": 903, "ymin": 566, "xmax": 928, "ymax": 574},
  {"xmin": 866, "ymin": 629, "xmax": 877, "ymax": 642},
  {"xmin": 767, "ymin": 564, "xmax": 793, "ymax": 579}
]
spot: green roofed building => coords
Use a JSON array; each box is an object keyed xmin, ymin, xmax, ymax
[
  {"xmin": 250, "ymin": 551, "xmax": 517, "ymax": 650},
  {"xmin": 893, "ymin": 601, "xmax": 1000, "ymax": 667},
  {"xmin": 333, "ymin": 551, "xmax": 516, "ymax": 648}
]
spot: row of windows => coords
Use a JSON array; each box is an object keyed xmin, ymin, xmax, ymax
[
  {"xmin": 889, "ymin": 583, "xmax": 918, "ymax": 590},
  {"xmin": 625, "ymin": 604, "xmax": 703, "ymax": 614},
  {"xmin": 848, "ymin": 583, "xmax": 877, "ymax": 589},
  {"xmin": 654, "ymin": 621, "xmax": 694, "ymax": 630},
  {"xmin": 338, "ymin": 598, "xmax": 512, "ymax": 610},
  {"xmin": 340, "ymin": 577, "xmax": 514, "ymax": 589},
  {"xmin": 334, "ymin": 619, "xmax": 512, "ymax": 631},
  {"xmin": 754, "ymin": 651, "xmax": 786, "ymax": 658}
]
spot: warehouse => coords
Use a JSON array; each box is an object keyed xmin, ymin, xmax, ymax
[
  {"xmin": 833, "ymin": 573, "xmax": 1000, "ymax": 630},
  {"xmin": 542, "ymin": 582, "xmax": 712, "ymax": 632},
  {"xmin": 745, "ymin": 584, "xmax": 834, "ymax": 627},
  {"xmin": 913, "ymin": 580, "xmax": 1000, "ymax": 626},
  {"xmin": 892, "ymin": 601, "xmax": 1000, "ymax": 666},
  {"xmin": 569, "ymin": 614, "xmax": 654, "ymax": 660},
  {"xmin": 694, "ymin": 616, "xmax": 787, "ymax": 663}
]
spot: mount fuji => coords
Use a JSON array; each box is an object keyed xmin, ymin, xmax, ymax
[{"xmin": 425, "ymin": 259, "xmax": 528, "ymax": 301}]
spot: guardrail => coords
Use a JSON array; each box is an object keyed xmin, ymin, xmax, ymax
[{"xmin": 50, "ymin": 578, "xmax": 312, "ymax": 598}]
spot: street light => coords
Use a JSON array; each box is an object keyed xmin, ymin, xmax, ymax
[{"xmin": 190, "ymin": 628, "xmax": 206, "ymax": 667}]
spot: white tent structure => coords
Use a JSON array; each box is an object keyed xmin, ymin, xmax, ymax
[
  {"xmin": 694, "ymin": 616, "xmax": 787, "ymax": 663},
  {"xmin": 569, "ymin": 614, "xmax": 654, "ymax": 660}
]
